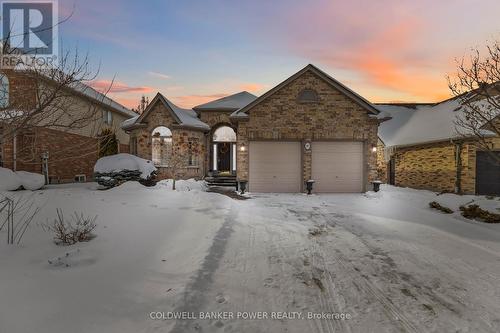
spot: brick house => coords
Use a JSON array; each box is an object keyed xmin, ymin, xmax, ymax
[
  {"xmin": 376, "ymin": 99, "xmax": 500, "ymax": 195},
  {"xmin": 123, "ymin": 64, "xmax": 381, "ymax": 193},
  {"xmin": 0, "ymin": 69, "xmax": 136, "ymax": 183}
]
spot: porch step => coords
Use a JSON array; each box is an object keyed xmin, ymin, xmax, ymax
[{"xmin": 205, "ymin": 176, "xmax": 237, "ymax": 188}]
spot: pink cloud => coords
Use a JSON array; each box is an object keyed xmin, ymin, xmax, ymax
[
  {"xmin": 170, "ymin": 81, "xmax": 267, "ymax": 108},
  {"xmin": 89, "ymin": 80, "xmax": 154, "ymax": 94},
  {"xmin": 277, "ymin": 2, "xmax": 453, "ymax": 102}
]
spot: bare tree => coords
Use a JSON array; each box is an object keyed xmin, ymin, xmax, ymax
[
  {"xmin": 0, "ymin": 14, "xmax": 118, "ymax": 169},
  {"xmin": 132, "ymin": 95, "xmax": 149, "ymax": 114},
  {"xmin": 167, "ymin": 146, "xmax": 188, "ymax": 190},
  {"xmin": 447, "ymin": 39, "xmax": 500, "ymax": 163}
]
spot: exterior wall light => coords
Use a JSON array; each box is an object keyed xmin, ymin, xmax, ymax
[
  {"xmin": 240, "ymin": 145, "xmax": 246, "ymax": 152},
  {"xmin": 371, "ymin": 146, "xmax": 377, "ymax": 153}
]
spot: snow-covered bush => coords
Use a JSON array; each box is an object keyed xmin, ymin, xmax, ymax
[
  {"xmin": 16, "ymin": 171, "xmax": 45, "ymax": 190},
  {"xmin": 48, "ymin": 209, "xmax": 97, "ymax": 245},
  {"xmin": 460, "ymin": 204, "xmax": 500, "ymax": 223},
  {"xmin": 429, "ymin": 201, "xmax": 453, "ymax": 214},
  {"xmin": 94, "ymin": 153, "xmax": 157, "ymax": 188},
  {"xmin": 0, "ymin": 168, "xmax": 45, "ymax": 191},
  {"xmin": 0, "ymin": 167, "xmax": 21, "ymax": 191}
]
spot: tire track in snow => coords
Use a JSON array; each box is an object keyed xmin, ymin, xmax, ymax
[
  {"xmin": 312, "ymin": 206, "xmax": 421, "ymax": 333},
  {"xmin": 169, "ymin": 202, "xmax": 237, "ymax": 333}
]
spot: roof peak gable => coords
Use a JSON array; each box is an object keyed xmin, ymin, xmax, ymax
[{"xmin": 231, "ymin": 64, "xmax": 379, "ymax": 118}]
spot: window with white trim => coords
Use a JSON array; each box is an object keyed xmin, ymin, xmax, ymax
[
  {"xmin": 187, "ymin": 138, "xmax": 199, "ymax": 166},
  {"xmin": 151, "ymin": 126, "xmax": 172, "ymax": 167},
  {"xmin": 103, "ymin": 110, "xmax": 113, "ymax": 125}
]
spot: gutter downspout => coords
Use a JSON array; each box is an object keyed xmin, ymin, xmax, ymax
[
  {"xmin": 453, "ymin": 139, "xmax": 463, "ymax": 194},
  {"xmin": 12, "ymin": 132, "xmax": 17, "ymax": 171}
]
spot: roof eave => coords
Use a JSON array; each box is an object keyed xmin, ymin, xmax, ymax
[{"xmin": 233, "ymin": 64, "xmax": 379, "ymax": 117}]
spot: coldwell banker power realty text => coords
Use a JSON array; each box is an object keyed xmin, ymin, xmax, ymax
[{"xmin": 149, "ymin": 311, "xmax": 352, "ymax": 321}]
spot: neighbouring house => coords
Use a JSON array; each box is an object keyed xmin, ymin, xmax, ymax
[
  {"xmin": 0, "ymin": 69, "xmax": 136, "ymax": 183},
  {"xmin": 122, "ymin": 64, "xmax": 381, "ymax": 193},
  {"xmin": 376, "ymin": 98, "xmax": 500, "ymax": 195}
]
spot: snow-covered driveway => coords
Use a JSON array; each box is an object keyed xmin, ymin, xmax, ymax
[{"xmin": 1, "ymin": 183, "xmax": 500, "ymax": 333}]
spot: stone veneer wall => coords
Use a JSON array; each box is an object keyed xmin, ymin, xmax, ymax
[
  {"xmin": 129, "ymin": 102, "xmax": 206, "ymax": 180},
  {"xmin": 235, "ymin": 70, "xmax": 379, "ymax": 191},
  {"xmin": 376, "ymin": 140, "xmax": 388, "ymax": 183}
]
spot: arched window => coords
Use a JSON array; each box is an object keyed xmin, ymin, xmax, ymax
[
  {"xmin": 297, "ymin": 88, "xmax": 319, "ymax": 103},
  {"xmin": 0, "ymin": 74, "xmax": 9, "ymax": 108},
  {"xmin": 151, "ymin": 126, "xmax": 172, "ymax": 167},
  {"xmin": 213, "ymin": 126, "xmax": 236, "ymax": 142}
]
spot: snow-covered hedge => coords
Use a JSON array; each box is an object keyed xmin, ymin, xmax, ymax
[
  {"xmin": 94, "ymin": 153, "xmax": 157, "ymax": 188},
  {"xmin": 0, "ymin": 167, "xmax": 45, "ymax": 191}
]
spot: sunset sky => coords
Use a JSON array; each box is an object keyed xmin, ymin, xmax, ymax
[{"xmin": 59, "ymin": 0, "xmax": 500, "ymax": 109}]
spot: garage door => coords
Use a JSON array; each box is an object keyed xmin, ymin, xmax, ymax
[
  {"xmin": 476, "ymin": 151, "xmax": 500, "ymax": 195},
  {"xmin": 249, "ymin": 141, "xmax": 301, "ymax": 192},
  {"xmin": 312, "ymin": 141, "xmax": 364, "ymax": 193}
]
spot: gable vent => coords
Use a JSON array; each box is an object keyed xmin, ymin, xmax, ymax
[{"xmin": 297, "ymin": 89, "xmax": 319, "ymax": 103}]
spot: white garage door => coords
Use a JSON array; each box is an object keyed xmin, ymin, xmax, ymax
[
  {"xmin": 312, "ymin": 141, "xmax": 364, "ymax": 193},
  {"xmin": 249, "ymin": 141, "xmax": 301, "ymax": 193}
]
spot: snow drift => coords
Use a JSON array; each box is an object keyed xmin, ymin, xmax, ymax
[
  {"xmin": 0, "ymin": 167, "xmax": 45, "ymax": 191},
  {"xmin": 156, "ymin": 179, "xmax": 208, "ymax": 191}
]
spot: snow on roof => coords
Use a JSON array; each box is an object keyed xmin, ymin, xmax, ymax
[
  {"xmin": 376, "ymin": 99, "xmax": 496, "ymax": 147},
  {"xmin": 121, "ymin": 115, "xmax": 139, "ymax": 129},
  {"xmin": 69, "ymin": 81, "xmax": 137, "ymax": 118},
  {"xmin": 13, "ymin": 68, "xmax": 136, "ymax": 118},
  {"xmin": 193, "ymin": 91, "xmax": 257, "ymax": 111},
  {"xmin": 121, "ymin": 93, "xmax": 210, "ymax": 131},
  {"xmin": 158, "ymin": 95, "xmax": 210, "ymax": 130}
]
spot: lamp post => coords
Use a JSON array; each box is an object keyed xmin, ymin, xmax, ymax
[{"xmin": 305, "ymin": 180, "xmax": 315, "ymax": 195}]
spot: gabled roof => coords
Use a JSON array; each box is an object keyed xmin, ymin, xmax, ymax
[
  {"xmin": 376, "ymin": 99, "xmax": 496, "ymax": 147},
  {"xmin": 193, "ymin": 91, "xmax": 257, "ymax": 112},
  {"xmin": 231, "ymin": 64, "xmax": 380, "ymax": 118},
  {"xmin": 14, "ymin": 69, "xmax": 136, "ymax": 118},
  {"xmin": 69, "ymin": 81, "xmax": 137, "ymax": 118},
  {"xmin": 121, "ymin": 93, "xmax": 210, "ymax": 131}
]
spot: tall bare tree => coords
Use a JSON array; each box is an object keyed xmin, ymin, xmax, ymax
[
  {"xmin": 0, "ymin": 14, "xmax": 119, "ymax": 169},
  {"xmin": 447, "ymin": 39, "xmax": 500, "ymax": 163}
]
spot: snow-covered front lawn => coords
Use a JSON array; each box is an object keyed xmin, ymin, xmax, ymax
[{"xmin": 1, "ymin": 183, "xmax": 500, "ymax": 333}]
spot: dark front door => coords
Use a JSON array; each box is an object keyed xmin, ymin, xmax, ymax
[
  {"xmin": 476, "ymin": 151, "xmax": 500, "ymax": 195},
  {"xmin": 217, "ymin": 142, "xmax": 231, "ymax": 172}
]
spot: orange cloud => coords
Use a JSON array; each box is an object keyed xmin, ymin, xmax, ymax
[
  {"xmin": 172, "ymin": 94, "xmax": 228, "ymax": 109},
  {"xmin": 114, "ymin": 97, "xmax": 141, "ymax": 109},
  {"xmin": 89, "ymin": 80, "xmax": 154, "ymax": 94},
  {"xmin": 283, "ymin": 3, "xmax": 453, "ymax": 102},
  {"xmin": 239, "ymin": 83, "xmax": 266, "ymax": 93},
  {"xmin": 170, "ymin": 82, "xmax": 266, "ymax": 108}
]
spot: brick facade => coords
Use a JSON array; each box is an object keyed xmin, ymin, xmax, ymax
[
  {"xmin": 129, "ymin": 102, "xmax": 206, "ymax": 180},
  {"xmin": 3, "ymin": 127, "xmax": 99, "ymax": 183},
  {"xmin": 0, "ymin": 70, "xmax": 132, "ymax": 183},
  {"xmin": 376, "ymin": 137, "xmax": 500, "ymax": 194},
  {"xmin": 234, "ymin": 70, "xmax": 379, "ymax": 191}
]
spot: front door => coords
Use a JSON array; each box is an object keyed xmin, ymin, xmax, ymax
[{"xmin": 217, "ymin": 142, "xmax": 231, "ymax": 172}]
